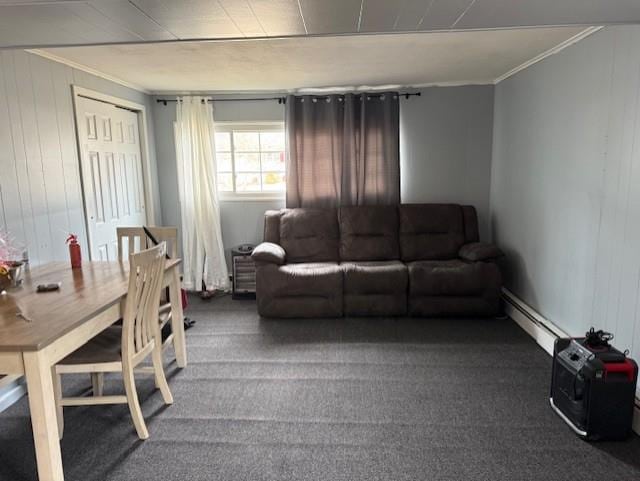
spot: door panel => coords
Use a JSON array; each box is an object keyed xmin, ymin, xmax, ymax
[
  {"xmin": 76, "ymin": 96, "xmax": 147, "ymax": 261},
  {"xmin": 89, "ymin": 151, "xmax": 105, "ymax": 223},
  {"xmin": 118, "ymin": 153, "xmax": 131, "ymax": 216},
  {"xmin": 105, "ymin": 152, "xmax": 118, "ymax": 219}
]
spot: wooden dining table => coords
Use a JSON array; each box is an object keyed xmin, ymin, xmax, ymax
[{"xmin": 0, "ymin": 260, "xmax": 187, "ymax": 481}]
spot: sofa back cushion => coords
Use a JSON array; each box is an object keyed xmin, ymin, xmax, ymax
[
  {"xmin": 263, "ymin": 210, "xmax": 283, "ymax": 244},
  {"xmin": 279, "ymin": 208, "xmax": 339, "ymax": 263},
  {"xmin": 399, "ymin": 204, "xmax": 465, "ymax": 261},
  {"xmin": 339, "ymin": 206, "xmax": 399, "ymax": 261},
  {"xmin": 461, "ymin": 205, "xmax": 480, "ymax": 243}
]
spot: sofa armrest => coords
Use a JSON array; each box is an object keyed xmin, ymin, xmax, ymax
[
  {"xmin": 458, "ymin": 242, "xmax": 504, "ymax": 262},
  {"xmin": 252, "ymin": 242, "xmax": 286, "ymax": 265}
]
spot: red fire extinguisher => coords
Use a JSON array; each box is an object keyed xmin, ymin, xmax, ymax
[{"xmin": 66, "ymin": 234, "xmax": 82, "ymax": 269}]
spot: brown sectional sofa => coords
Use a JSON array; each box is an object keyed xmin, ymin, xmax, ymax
[{"xmin": 251, "ymin": 204, "xmax": 503, "ymax": 318}]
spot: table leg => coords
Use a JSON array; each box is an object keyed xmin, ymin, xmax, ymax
[
  {"xmin": 23, "ymin": 351, "xmax": 64, "ymax": 481},
  {"xmin": 169, "ymin": 267, "xmax": 187, "ymax": 368}
]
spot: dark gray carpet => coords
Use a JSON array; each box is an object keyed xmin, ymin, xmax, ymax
[{"xmin": 1, "ymin": 295, "xmax": 639, "ymax": 481}]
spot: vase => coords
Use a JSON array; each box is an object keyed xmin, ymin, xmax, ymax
[
  {"xmin": 0, "ymin": 273, "xmax": 10, "ymax": 291},
  {"xmin": 0, "ymin": 261, "xmax": 24, "ymax": 290}
]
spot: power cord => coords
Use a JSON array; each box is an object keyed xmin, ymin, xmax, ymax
[{"xmin": 584, "ymin": 327, "xmax": 614, "ymax": 349}]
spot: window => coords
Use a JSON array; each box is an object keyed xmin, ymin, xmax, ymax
[{"xmin": 214, "ymin": 122, "xmax": 285, "ymax": 198}]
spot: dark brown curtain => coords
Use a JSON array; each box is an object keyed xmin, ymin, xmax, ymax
[{"xmin": 285, "ymin": 93, "xmax": 400, "ymax": 208}]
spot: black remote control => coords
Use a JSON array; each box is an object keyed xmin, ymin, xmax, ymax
[{"xmin": 36, "ymin": 283, "xmax": 60, "ymax": 292}]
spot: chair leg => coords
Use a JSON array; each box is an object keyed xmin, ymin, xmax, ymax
[
  {"xmin": 51, "ymin": 368, "xmax": 64, "ymax": 440},
  {"xmin": 122, "ymin": 364, "xmax": 149, "ymax": 440},
  {"xmin": 152, "ymin": 343, "xmax": 173, "ymax": 405},
  {"xmin": 91, "ymin": 373, "xmax": 104, "ymax": 396}
]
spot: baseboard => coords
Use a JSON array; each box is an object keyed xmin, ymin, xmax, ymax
[
  {"xmin": 0, "ymin": 376, "xmax": 26, "ymax": 413},
  {"xmin": 502, "ymin": 288, "xmax": 569, "ymax": 355},
  {"xmin": 502, "ymin": 288, "xmax": 640, "ymax": 436}
]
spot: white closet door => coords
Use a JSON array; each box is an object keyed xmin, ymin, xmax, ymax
[{"xmin": 76, "ymin": 96, "xmax": 147, "ymax": 260}]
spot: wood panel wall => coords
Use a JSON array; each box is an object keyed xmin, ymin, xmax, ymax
[
  {"xmin": 0, "ymin": 50, "xmax": 158, "ymax": 266},
  {"xmin": 491, "ymin": 25, "xmax": 640, "ymax": 369}
]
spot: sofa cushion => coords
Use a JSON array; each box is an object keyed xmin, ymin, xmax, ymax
[
  {"xmin": 279, "ymin": 208, "xmax": 339, "ymax": 263},
  {"xmin": 339, "ymin": 206, "xmax": 399, "ymax": 261},
  {"xmin": 256, "ymin": 262, "xmax": 343, "ymax": 318},
  {"xmin": 458, "ymin": 242, "xmax": 504, "ymax": 262},
  {"xmin": 341, "ymin": 261, "xmax": 407, "ymax": 294},
  {"xmin": 399, "ymin": 204, "xmax": 465, "ymax": 261},
  {"xmin": 262, "ymin": 262, "xmax": 342, "ymax": 296},
  {"xmin": 462, "ymin": 205, "xmax": 480, "ymax": 243},
  {"xmin": 263, "ymin": 210, "xmax": 283, "ymax": 244},
  {"xmin": 408, "ymin": 260, "xmax": 500, "ymax": 296}
]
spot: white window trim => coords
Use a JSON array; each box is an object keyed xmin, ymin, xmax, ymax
[{"xmin": 215, "ymin": 121, "xmax": 285, "ymax": 201}]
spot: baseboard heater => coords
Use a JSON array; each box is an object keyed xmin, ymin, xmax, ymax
[
  {"xmin": 502, "ymin": 288, "xmax": 640, "ymax": 436},
  {"xmin": 0, "ymin": 375, "xmax": 26, "ymax": 413}
]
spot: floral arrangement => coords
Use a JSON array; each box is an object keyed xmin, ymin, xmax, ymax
[{"xmin": 0, "ymin": 230, "xmax": 24, "ymax": 288}]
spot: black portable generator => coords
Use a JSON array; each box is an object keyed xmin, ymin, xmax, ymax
[{"xmin": 550, "ymin": 328, "xmax": 638, "ymax": 441}]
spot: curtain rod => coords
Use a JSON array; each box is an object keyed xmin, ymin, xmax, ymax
[
  {"xmin": 156, "ymin": 92, "xmax": 421, "ymax": 105},
  {"xmin": 157, "ymin": 96, "xmax": 285, "ymax": 105}
]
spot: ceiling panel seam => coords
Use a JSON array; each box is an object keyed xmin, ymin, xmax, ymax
[
  {"xmin": 127, "ymin": 0, "xmax": 177, "ymax": 39},
  {"xmin": 296, "ymin": 0, "xmax": 308, "ymax": 35},
  {"xmin": 417, "ymin": 0, "xmax": 436, "ymax": 29},
  {"xmin": 216, "ymin": 0, "xmax": 246, "ymax": 38},
  {"xmin": 86, "ymin": 3, "xmax": 146, "ymax": 41},
  {"xmin": 245, "ymin": 0, "xmax": 268, "ymax": 37},
  {"xmin": 450, "ymin": 0, "xmax": 478, "ymax": 29}
]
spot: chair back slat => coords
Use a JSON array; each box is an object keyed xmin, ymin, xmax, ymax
[
  {"xmin": 146, "ymin": 227, "xmax": 178, "ymax": 258},
  {"xmin": 117, "ymin": 227, "xmax": 178, "ymax": 260},
  {"xmin": 117, "ymin": 227, "xmax": 146, "ymax": 261},
  {"xmin": 122, "ymin": 243, "xmax": 167, "ymax": 358}
]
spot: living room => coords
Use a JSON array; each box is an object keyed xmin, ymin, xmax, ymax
[{"xmin": 0, "ymin": 1, "xmax": 639, "ymax": 480}]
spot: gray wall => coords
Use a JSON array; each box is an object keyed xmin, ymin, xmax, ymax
[
  {"xmin": 491, "ymin": 25, "xmax": 640, "ymax": 365},
  {"xmin": 153, "ymin": 86, "xmax": 496, "ymax": 264},
  {"xmin": 152, "ymin": 96, "xmax": 286, "ymax": 267},
  {"xmin": 400, "ymin": 85, "xmax": 495, "ymax": 240},
  {"xmin": 0, "ymin": 49, "xmax": 160, "ymax": 265}
]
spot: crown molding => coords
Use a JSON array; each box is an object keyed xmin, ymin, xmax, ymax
[
  {"xmin": 407, "ymin": 79, "xmax": 494, "ymax": 89},
  {"xmin": 494, "ymin": 26, "xmax": 603, "ymax": 84},
  {"xmin": 25, "ymin": 49, "xmax": 151, "ymax": 94}
]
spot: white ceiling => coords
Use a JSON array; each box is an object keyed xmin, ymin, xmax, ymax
[
  {"xmin": 0, "ymin": 0, "xmax": 637, "ymax": 48},
  {"xmin": 40, "ymin": 26, "xmax": 587, "ymax": 93}
]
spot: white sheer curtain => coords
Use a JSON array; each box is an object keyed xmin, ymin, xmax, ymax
[{"xmin": 174, "ymin": 96, "xmax": 229, "ymax": 291}]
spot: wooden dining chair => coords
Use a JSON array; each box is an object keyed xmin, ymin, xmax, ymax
[
  {"xmin": 116, "ymin": 226, "xmax": 179, "ymax": 355},
  {"xmin": 53, "ymin": 243, "xmax": 173, "ymax": 440}
]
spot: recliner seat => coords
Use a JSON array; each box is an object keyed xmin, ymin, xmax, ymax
[
  {"xmin": 252, "ymin": 204, "xmax": 503, "ymax": 318},
  {"xmin": 256, "ymin": 262, "xmax": 343, "ymax": 318},
  {"xmin": 407, "ymin": 259, "xmax": 501, "ymax": 317},
  {"xmin": 342, "ymin": 260, "xmax": 408, "ymax": 316}
]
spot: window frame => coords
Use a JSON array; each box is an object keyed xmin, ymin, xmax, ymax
[{"xmin": 214, "ymin": 121, "xmax": 286, "ymax": 201}]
